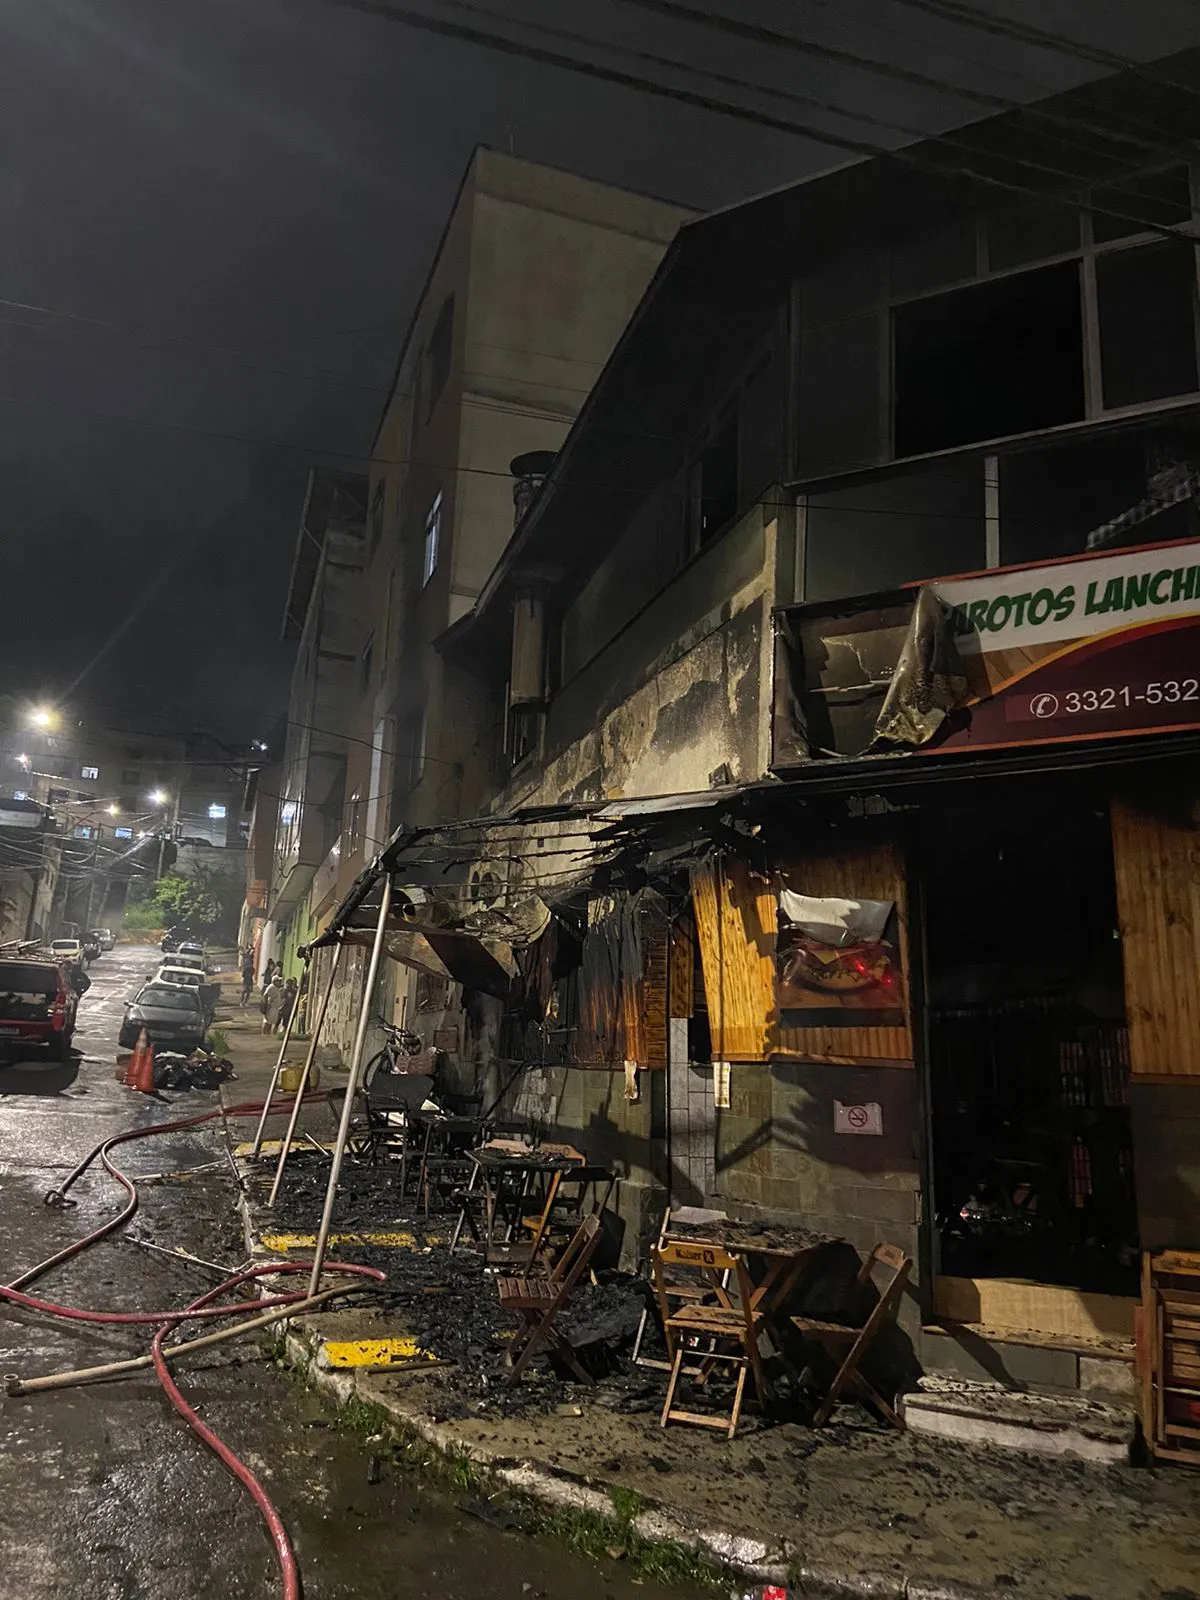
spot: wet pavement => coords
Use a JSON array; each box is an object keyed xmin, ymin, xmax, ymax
[{"xmin": 0, "ymin": 945, "xmax": 706, "ymax": 1600}]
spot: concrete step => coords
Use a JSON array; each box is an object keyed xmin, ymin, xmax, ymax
[{"xmin": 901, "ymin": 1375, "xmax": 1136, "ymax": 1463}]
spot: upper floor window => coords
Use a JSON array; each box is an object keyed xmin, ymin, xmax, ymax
[
  {"xmin": 423, "ymin": 492, "xmax": 442, "ymax": 587},
  {"xmin": 121, "ymin": 768, "xmax": 140, "ymax": 786},
  {"xmin": 207, "ymin": 803, "xmax": 227, "ymax": 821},
  {"xmin": 690, "ymin": 414, "xmax": 739, "ymax": 548},
  {"xmin": 347, "ymin": 788, "xmax": 362, "ymax": 854},
  {"xmin": 426, "ymin": 296, "xmax": 454, "ymax": 419},
  {"xmin": 80, "ymin": 765, "xmax": 99, "ymax": 781}
]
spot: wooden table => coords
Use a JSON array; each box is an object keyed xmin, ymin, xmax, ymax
[
  {"xmin": 449, "ymin": 1146, "xmax": 583, "ymax": 1264},
  {"xmin": 404, "ymin": 1112, "xmax": 484, "ymax": 1208},
  {"xmin": 662, "ymin": 1217, "xmax": 844, "ymax": 1391}
]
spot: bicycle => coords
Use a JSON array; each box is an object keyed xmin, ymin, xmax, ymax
[{"xmin": 328, "ymin": 1019, "xmax": 430, "ymax": 1164}]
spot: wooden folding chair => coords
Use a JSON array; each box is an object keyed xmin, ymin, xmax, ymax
[
  {"xmin": 653, "ymin": 1239, "xmax": 767, "ymax": 1439},
  {"xmin": 632, "ymin": 1207, "xmax": 729, "ymax": 1371},
  {"xmin": 496, "ymin": 1213, "xmax": 604, "ymax": 1387},
  {"xmin": 790, "ymin": 1241, "xmax": 911, "ymax": 1429}
]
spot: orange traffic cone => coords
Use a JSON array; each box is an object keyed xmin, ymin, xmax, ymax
[
  {"xmin": 135, "ymin": 1036, "xmax": 156, "ymax": 1094},
  {"xmin": 123, "ymin": 1032, "xmax": 144, "ymax": 1087}
]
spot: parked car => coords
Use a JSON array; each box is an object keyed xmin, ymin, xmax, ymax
[
  {"xmin": 119, "ymin": 984, "xmax": 206, "ymax": 1052},
  {"xmin": 177, "ymin": 941, "xmax": 206, "ymax": 962},
  {"xmin": 89, "ymin": 928, "xmax": 115, "ymax": 952},
  {"xmin": 50, "ymin": 938, "xmax": 83, "ymax": 964},
  {"xmin": 153, "ymin": 963, "xmax": 220, "ymax": 1019},
  {"xmin": 164, "ymin": 952, "xmax": 206, "ymax": 974},
  {"xmin": 161, "ymin": 925, "xmax": 199, "ymax": 954},
  {"xmin": 0, "ymin": 955, "xmax": 78, "ymax": 1061}
]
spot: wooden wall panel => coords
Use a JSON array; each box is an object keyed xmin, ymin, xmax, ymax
[
  {"xmin": 774, "ymin": 841, "xmax": 913, "ymax": 1065},
  {"xmin": 1112, "ymin": 798, "xmax": 1200, "ymax": 1079},
  {"xmin": 691, "ymin": 859, "xmax": 777, "ymax": 1061},
  {"xmin": 668, "ymin": 917, "xmax": 695, "ymax": 1019}
]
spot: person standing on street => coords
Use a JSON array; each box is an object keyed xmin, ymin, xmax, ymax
[
  {"xmin": 240, "ymin": 948, "xmax": 255, "ymax": 1006},
  {"xmin": 279, "ymin": 975, "xmax": 298, "ymax": 1036},
  {"xmin": 260, "ymin": 972, "xmax": 284, "ymax": 1036}
]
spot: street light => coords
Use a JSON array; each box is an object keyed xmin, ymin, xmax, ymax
[
  {"xmin": 106, "ymin": 804, "xmax": 119, "ymax": 817},
  {"xmin": 27, "ymin": 706, "xmax": 60, "ymax": 731},
  {"xmin": 147, "ymin": 789, "xmax": 168, "ymax": 807}
]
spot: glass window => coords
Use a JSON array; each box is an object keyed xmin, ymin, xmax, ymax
[
  {"xmin": 1095, "ymin": 241, "xmax": 1199, "ymax": 410},
  {"xmin": 80, "ymin": 765, "xmax": 99, "ymax": 780},
  {"xmin": 114, "ymin": 827, "xmax": 132, "ymax": 838},
  {"xmin": 207, "ymin": 803, "xmax": 226, "ymax": 820},
  {"xmin": 423, "ymin": 492, "xmax": 442, "ymax": 587},
  {"xmin": 893, "ymin": 261, "xmax": 1084, "ymax": 456}
]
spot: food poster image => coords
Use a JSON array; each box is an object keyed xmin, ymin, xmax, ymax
[{"xmin": 775, "ymin": 890, "xmax": 905, "ymax": 1027}]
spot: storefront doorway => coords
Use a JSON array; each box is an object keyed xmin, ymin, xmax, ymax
[{"xmin": 923, "ymin": 796, "xmax": 1139, "ymax": 1309}]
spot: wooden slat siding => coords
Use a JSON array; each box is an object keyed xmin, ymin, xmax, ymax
[
  {"xmin": 636, "ymin": 926, "xmax": 670, "ymax": 1069},
  {"xmin": 691, "ymin": 859, "xmax": 777, "ymax": 1061},
  {"xmin": 774, "ymin": 841, "xmax": 914, "ymax": 1065},
  {"xmin": 1111, "ymin": 798, "xmax": 1200, "ymax": 1078},
  {"xmin": 668, "ymin": 916, "xmax": 695, "ymax": 1019}
]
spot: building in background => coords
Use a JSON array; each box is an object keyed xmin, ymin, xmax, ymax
[{"xmin": 250, "ymin": 147, "xmax": 691, "ymax": 1047}]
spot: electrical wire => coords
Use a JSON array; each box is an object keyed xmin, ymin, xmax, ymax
[
  {"xmin": 613, "ymin": 0, "xmax": 1196, "ymax": 159},
  {"xmin": 303, "ymin": 0, "xmax": 1200, "ymax": 242}
]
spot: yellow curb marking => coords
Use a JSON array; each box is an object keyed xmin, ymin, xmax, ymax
[
  {"xmin": 260, "ymin": 1231, "xmax": 443, "ymax": 1252},
  {"xmin": 322, "ymin": 1336, "xmax": 433, "ymax": 1368}
]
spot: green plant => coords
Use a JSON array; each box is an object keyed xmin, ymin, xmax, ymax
[{"xmin": 205, "ymin": 1027, "xmax": 230, "ymax": 1056}]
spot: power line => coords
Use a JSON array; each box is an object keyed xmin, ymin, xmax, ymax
[
  {"xmin": 889, "ymin": 0, "xmax": 1200, "ymax": 101},
  {"xmin": 614, "ymin": 0, "xmax": 1194, "ymax": 160},
  {"xmin": 430, "ymin": 0, "xmax": 1179, "ymax": 199},
  {"xmin": 300, "ymin": 0, "xmax": 1200, "ymax": 243}
]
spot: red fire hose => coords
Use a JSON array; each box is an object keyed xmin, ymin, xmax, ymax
[{"xmin": 2, "ymin": 1096, "xmax": 384, "ymax": 1600}]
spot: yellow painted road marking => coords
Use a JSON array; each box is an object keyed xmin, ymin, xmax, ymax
[
  {"xmin": 259, "ymin": 1231, "xmax": 443, "ymax": 1252},
  {"xmin": 322, "ymin": 1336, "xmax": 433, "ymax": 1368}
]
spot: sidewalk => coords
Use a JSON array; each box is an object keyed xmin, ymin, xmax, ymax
[{"xmin": 214, "ymin": 1011, "xmax": 1200, "ymax": 1598}]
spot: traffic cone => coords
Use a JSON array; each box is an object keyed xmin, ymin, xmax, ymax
[
  {"xmin": 123, "ymin": 1032, "xmax": 144, "ymax": 1087},
  {"xmin": 136, "ymin": 1037, "xmax": 156, "ymax": 1094}
]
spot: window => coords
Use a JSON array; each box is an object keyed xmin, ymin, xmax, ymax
[
  {"xmin": 13, "ymin": 790, "xmax": 27, "ymax": 802},
  {"xmin": 422, "ymin": 492, "xmax": 442, "ymax": 586},
  {"xmin": 73, "ymin": 825, "xmax": 94, "ymax": 840},
  {"xmin": 347, "ymin": 789, "xmax": 362, "ymax": 854},
  {"xmin": 48, "ymin": 786, "xmax": 68, "ymax": 804},
  {"xmin": 1095, "ymin": 242, "xmax": 1199, "ymax": 411},
  {"xmin": 207, "ymin": 803, "xmax": 226, "ymax": 821},
  {"xmin": 114, "ymin": 826, "xmax": 132, "ymax": 839},
  {"xmin": 893, "ymin": 261, "xmax": 1084, "ymax": 457},
  {"xmin": 690, "ymin": 415, "xmax": 739, "ymax": 548},
  {"xmin": 359, "ymin": 633, "xmax": 374, "ymax": 691},
  {"xmin": 396, "ymin": 713, "xmax": 425, "ymax": 793},
  {"xmin": 121, "ymin": 769, "xmax": 140, "ymax": 786},
  {"xmin": 426, "ymin": 296, "xmax": 454, "ymax": 418},
  {"xmin": 368, "ymin": 478, "xmax": 385, "ymax": 553},
  {"xmin": 80, "ymin": 765, "xmax": 99, "ymax": 781}
]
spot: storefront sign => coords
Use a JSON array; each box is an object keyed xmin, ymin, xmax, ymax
[{"xmin": 930, "ymin": 537, "xmax": 1200, "ymax": 751}]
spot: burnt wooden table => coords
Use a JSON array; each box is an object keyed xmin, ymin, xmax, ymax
[
  {"xmin": 449, "ymin": 1145, "xmax": 584, "ymax": 1264},
  {"xmin": 662, "ymin": 1217, "xmax": 845, "ymax": 1396}
]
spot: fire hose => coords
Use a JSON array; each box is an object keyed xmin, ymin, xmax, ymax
[{"xmin": 1, "ymin": 1096, "xmax": 386, "ymax": 1600}]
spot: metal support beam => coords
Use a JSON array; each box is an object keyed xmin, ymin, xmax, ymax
[
  {"xmin": 249, "ymin": 961, "xmax": 306, "ymax": 1157},
  {"xmin": 267, "ymin": 941, "xmax": 343, "ymax": 1209},
  {"xmin": 308, "ymin": 875, "xmax": 393, "ymax": 1296}
]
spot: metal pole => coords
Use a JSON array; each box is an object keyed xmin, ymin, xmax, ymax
[
  {"xmin": 308, "ymin": 875, "xmax": 392, "ymax": 1296},
  {"xmin": 267, "ymin": 941, "xmax": 343, "ymax": 1208},
  {"xmin": 249, "ymin": 958, "xmax": 307, "ymax": 1157}
]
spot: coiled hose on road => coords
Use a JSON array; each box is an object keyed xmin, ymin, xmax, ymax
[{"xmin": 1, "ymin": 1096, "xmax": 385, "ymax": 1600}]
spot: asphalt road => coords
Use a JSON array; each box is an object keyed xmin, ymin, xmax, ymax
[{"xmin": 0, "ymin": 944, "xmax": 702, "ymax": 1600}]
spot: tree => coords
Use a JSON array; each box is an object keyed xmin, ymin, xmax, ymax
[{"xmin": 123, "ymin": 867, "xmax": 240, "ymax": 938}]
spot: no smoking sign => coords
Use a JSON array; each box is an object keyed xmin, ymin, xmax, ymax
[{"xmin": 834, "ymin": 1100, "xmax": 883, "ymax": 1136}]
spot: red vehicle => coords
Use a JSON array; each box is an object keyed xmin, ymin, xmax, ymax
[{"xmin": 0, "ymin": 956, "xmax": 78, "ymax": 1061}]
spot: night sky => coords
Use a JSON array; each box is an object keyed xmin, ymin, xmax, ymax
[{"xmin": 2, "ymin": 0, "xmax": 1198, "ymax": 740}]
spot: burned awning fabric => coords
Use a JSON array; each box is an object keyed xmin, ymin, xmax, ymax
[{"xmin": 339, "ymin": 924, "xmax": 517, "ymax": 998}]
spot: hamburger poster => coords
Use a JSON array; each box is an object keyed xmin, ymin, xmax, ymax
[{"xmin": 776, "ymin": 890, "xmax": 904, "ymax": 1028}]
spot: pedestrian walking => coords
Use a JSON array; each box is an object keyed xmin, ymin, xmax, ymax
[
  {"xmin": 240, "ymin": 948, "xmax": 255, "ymax": 1007},
  {"xmin": 279, "ymin": 975, "xmax": 298, "ymax": 1035},
  {"xmin": 260, "ymin": 973, "xmax": 284, "ymax": 1036}
]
